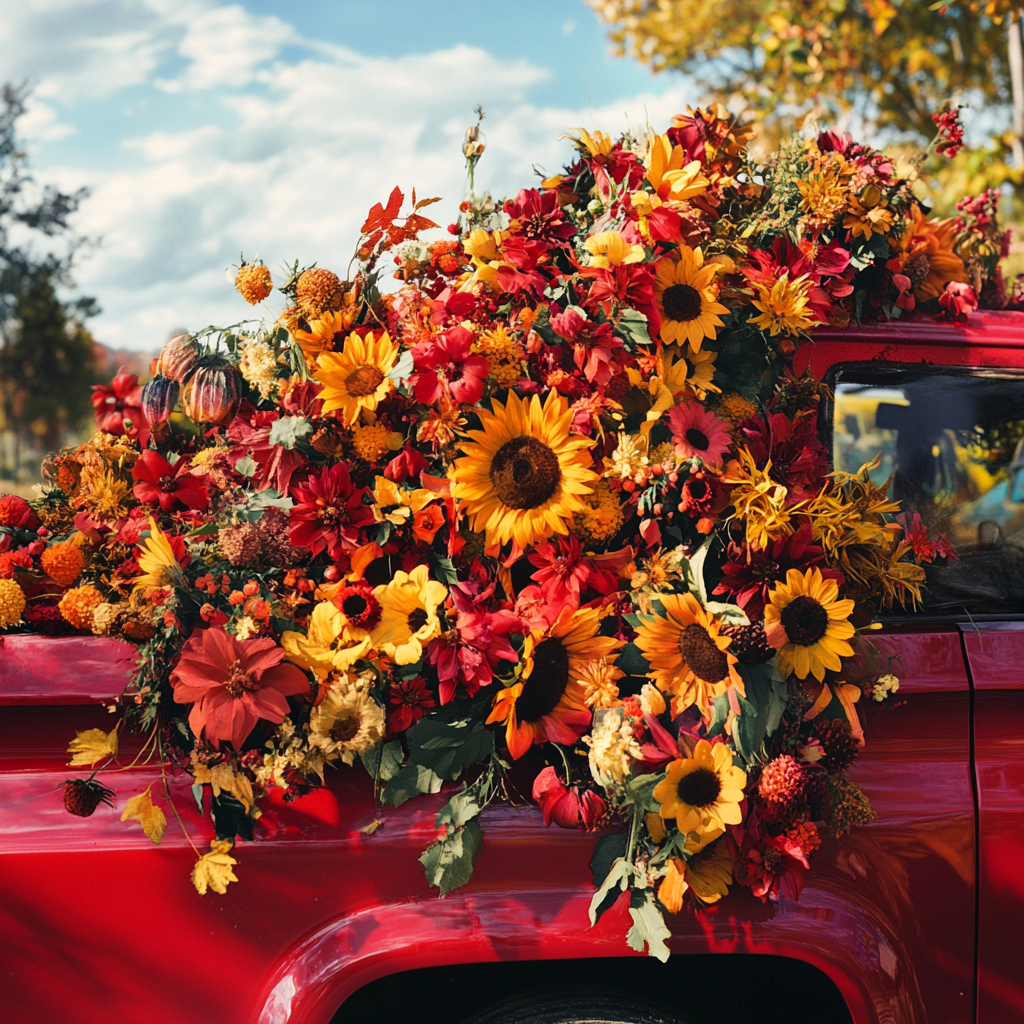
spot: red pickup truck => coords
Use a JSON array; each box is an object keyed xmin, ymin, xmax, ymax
[{"xmin": 2, "ymin": 312, "xmax": 1023, "ymax": 1024}]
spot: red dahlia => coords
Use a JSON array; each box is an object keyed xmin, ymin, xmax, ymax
[{"xmin": 288, "ymin": 463, "xmax": 374, "ymax": 561}]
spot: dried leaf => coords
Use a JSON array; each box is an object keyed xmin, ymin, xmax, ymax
[
  {"xmin": 359, "ymin": 819, "xmax": 385, "ymax": 836},
  {"xmin": 191, "ymin": 840, "xmax": 239, "ymax": 895},
  {"xmin": 192, "ymin": 760, "xmax": 255, "ymax": 812},
  {"xmin": 67, "ymin": 727, "xmax": 118, "ymax": 767},
  {"xmin": 120, "ymin": 784, "xmax": 167, "ymax": 844}
]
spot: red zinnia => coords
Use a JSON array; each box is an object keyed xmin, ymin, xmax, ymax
[
  {"xmin": 170, "ymin": 627, "xmax": 310, "ymax": 749},
  {"xmin": 289, "ymin": 463, "xmax": 374, "ymax": 560},
  {"xmin": 131, "ymin": 450, "xmax": 209, "ymax": 512}
]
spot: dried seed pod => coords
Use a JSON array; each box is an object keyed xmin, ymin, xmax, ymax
[
  {"xmin": 140, "ymin": 374, "xmax": 180, "ymax": 428},
  {"xmin": 157, "ymin": 334, "xmax": 201, "ymax": 383},
  {"xmin": 181, "ymin": 362, "xmax": 242, "ymax": 426}
]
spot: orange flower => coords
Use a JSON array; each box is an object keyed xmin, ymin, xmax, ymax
[
  {"xmin": 412, "ymin": 505, "xmax": 445, "ymax": 544},
  {"xmin": 41, "ymin": 541, "xmax": 86, "ymax": 587}
]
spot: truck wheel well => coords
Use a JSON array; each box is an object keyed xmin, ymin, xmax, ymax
[{"xmin": 332, "ymin": 954, "xmax": 854, "ymax": 1024}]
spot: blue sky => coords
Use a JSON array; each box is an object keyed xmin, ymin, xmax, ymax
[{"xmin": 5, "ymin": 0, "xmax": 700, "ymax": 351}]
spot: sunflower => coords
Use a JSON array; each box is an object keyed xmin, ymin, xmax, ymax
[
  {"xmin": 654, "ymin": 739, "xmax": 746, "ymax": 836},
  {"xmin": 279, "ymin": 600, "xmax": 371, "ymax": 678},
  {"xmin": 133, "ymin": 518, "xmax": 184, "ymax": 592},
  {"xmin": 634, "ymin": 592, "xmax": 743, "ymax": 716},
  {"xmin": 292, "ymin": 309, "xmax": 351, "ymax": 368},
  {"xmin": 486, "ymin": 605, "xmax": 622, "ymax": 760},
  {"xmin": 451, "ymin": 390, "xmax": 598, "ymax": 550},
  {"xmin": 887, "ymin": 204, "xmax": 966, "ymax": 301},
  {"xmin": 763, "ymin": 567, "xmax": 855, "ymax": 682},
  {"xmin": 314, "ymin": 330, "xmax": 398, "ymax": 425},
  {"xmin": 370, "ymin": 564, "xmax": 447, "ymax": 665},
  {"xmin": 308, "ymin": 676, "xmax": 385, "ymax": 765},
  {"xmin": 654, "ymin": 248, "xmax": 729, "ymax": 350}
]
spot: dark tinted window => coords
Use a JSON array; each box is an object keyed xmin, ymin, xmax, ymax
[{"xmin": 830, "ymin": 365, "xmax": 1024, "ymax": 615}]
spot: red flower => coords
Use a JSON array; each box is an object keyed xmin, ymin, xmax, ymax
[
  {"xmin": 532, "ymin": 766, "xmax": 608, "ymax": 830},
  {"xmin": 0, "ymin": 494, "xmax": 39, "ymax": 531},
  {"xmin": 409, "ymin": 325, "xmax": 488, "ymax": 405},
  {"xmin": 289, "ymin": 463, "xmax": 374, "ymax": 560},
  {"xmin": 735, "ymin": 821, "xmax": 821, "ymax": 902},
  {"xmin": 226, "ymin": 402, "xmax": 308, "ymax": 494},
  {"xmin": 938, "ymin": 281, "xmax": 978, "ymax": 321},
  {"xmin": 549, "ymin": 307, "xmax": 623, "ymax": 385},
  {"xmin": 897, "ymin": 511, "xmax": 957, "ymax": 562},
  {"xmin": 131, "ymin": 450, "xmax": 209, "ymax": 512},
  {"xmin": 383, "ymin": 444, "xmax": 428, "ymax": 483},
  {"xmin": 504, "ymin": 188, "xmax": 576, "ymax": 242},
  {"xmin": 737, "ymin": 410, "xmax": 828, "ymax": 503},
  {"xmin": 170, "ymin": 627, "xmax": 310, "ymax": 749},
  {"xmin": 579, "ymin": 263, "xmax": 662, "ymax": 339},
  {"xmin": 387, "ymin": 677, "xmax": 436, "ymax": 735},
  {"xmin": 412, "ymin": 505, "xmax": 445, "ymax": 545},
  {"xmin": 91, "ymin": 372, "xmax": 149, "ymax": 446}
]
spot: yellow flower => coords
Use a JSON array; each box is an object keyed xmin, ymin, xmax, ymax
[
  {"xmin": 635, "ymin": 592, "xmax": 744, "ymax": 716},
  {"xmin": 134, "ymin": 518, "xmax": 184, "ymax": 592},
  {"xmin": 644, "ymin": 134, "xmax": 709, "ymax": 203},
  {"xmin": 314, "ymin": 330, "xmax": 398, "ymax": 425},
  {"xmin": 569, "ymin": 479, "xmax": 625, "ymax": 547},
  {"xmin": 585, "ymin": 708, "xmax": 643, "ymax": 786},
  {"xmin": 371, "ymin": 476, "xmax": 437, "ymax": 526},
  {"xmin": 843, "ymin": 196, "xmax": 894, "ymax": 241},
  {"xmin": 308, "ymin": 674, "xmax": 385, "ymax": 765},
  {"xmin": 764, "ymin": 567, "xmax": 856, "ymax": 682},
  {"xmin": 370, "ymin": 564, "xmax": 447, "ymax": 665},
  {"xmin": 451, "ymin": 390, "xmax": 598, "ymax": 550},
  {"xmin": 292, "ymin": 309, "xmax": 350, "ymax": 367},
  {"xmin": 658, "ymin": 836, "xmax": 734, "ymax": 912},
  {"xmin": 747, "ymin": 273, "xmax": 821, "ymax": 337},
  {"xmin": 565, "ymin": 127, "xmax": 615, "ymax": 158},
  {"xmin": 473, "ymin": 324, "xmax": 524, "ymax": 387},
  {"xmin": 654, "ymin": 247, "xmax": 729, "ymax": 350},
  {"xmin": 352, "ymin": 422, "xmax": 402, "ymax": 463},
  {"xmin": 654, "ymin": 739, "xmax": 746, "ymax": 835},
  {"xmin": 584, "ymin": 230, "xmax": 645, "ymax": 268},
  {"xmin": 886, "ymin": 204, "xmax": 966, "ymax": 300},
  {"xmin": 577, "ymin": 656, "xmax": 625, "ymax": 708},
  {"xmin": 795, "ymin": 159, "xmax": 849, "ymax": 233},
  {"xmin": 728, "ymin": 448, "xmax": 796, "ymax": 550},
  {"xmin": 280, "ymin": 600, "xmax": 371, "ymax": 678},
  {"xmin": 237, "ymin": 338, "xmax": 280, "ymax": 401}
]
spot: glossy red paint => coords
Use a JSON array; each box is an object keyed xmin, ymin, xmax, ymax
[
  {"xmin": 2, "ymin": 313, "xmax": 1023, "ymax": 1024},
  {"xmin": 959, "ymin": 622, "xmax": 1024, "ymax": 1023}
]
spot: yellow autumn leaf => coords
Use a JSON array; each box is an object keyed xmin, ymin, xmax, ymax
[
  {"xmin": 191, "ymin": 757, "xmax": 256, "ymax": 812},
  {"xmin": 67, "ymin": 727, "xmax": 118, "ymax": 767},
  {"xmin": 120, "ymin": 784, "xmax": 167, "ymax": 844},
  {"xmin": 191, "ymin": 840, "xmax": 239, "ymax": 895}
]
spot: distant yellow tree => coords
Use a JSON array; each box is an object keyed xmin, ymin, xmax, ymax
[{"xmin": 589, "ymin": 0, "xmax": 1020, "ymax": 150}]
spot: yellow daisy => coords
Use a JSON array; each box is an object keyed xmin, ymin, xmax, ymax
[
  {"xmin": 634, "ymin": 591, "xmax": 743, "ymax": 716},
  {"xmin": 747, "ymin": 273, "xmax": 820, "ymax": 338},
  {"xmin": 451, "ymin": 390, "xmax": 598, "ymax": 550},
  {"xmin": 654, "ymin": 739, "xmax": 747, "ymax": 835},
  {"xmin": 133, "ymin": 518, "xmax": 184, "ymax": 592},
  {"xmin": 764, "ymin": 567, "xmax": 856, "ymax": 682},
  {"xmin": 654, "ymin": 247, "xmax": 729, "ymax": 351},
  {"xmin": 314, "ymin": 330, "xmax": 398, "ymax": 425},
  {"xmin": 370, "ymin": 564, "xmax": 447, "ymax": 665}
]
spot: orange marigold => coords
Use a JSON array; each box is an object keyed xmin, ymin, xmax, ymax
[
  {"xmin": 296, "ymin": 268, "xmax": 344, "ymax": 319},
  {"xmin": 235, "ymin": 263, "xmax": 273, "ymax": 305},
  {"xmin": 59, "ymin": 584, "xmax": 104, "ymax": 631},
  {"xmin": 0, "ymin": 578, "xmax": 27, "ymax": 627},
  {"xmin": 41, "ymin": 541, "xmax": 86, "ymax": 586}
]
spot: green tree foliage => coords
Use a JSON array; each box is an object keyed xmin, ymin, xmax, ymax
[{"xmin": 0, "ymin": 83, "xmax": 100, "ymax": 470}]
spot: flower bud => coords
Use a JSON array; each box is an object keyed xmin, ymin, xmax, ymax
[
  {"xmin": 141, "ymin": 374, "xmax": 180, "ymax": 429},
  {"xmin": 181, "ymin": 362, "xmax": 242, "ymax": 426},
  {"xmin": 157, "ymin": 334, "xmax": 201, "ymax": 383}
]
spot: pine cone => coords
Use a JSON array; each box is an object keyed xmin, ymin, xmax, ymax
[
  {"xmin": 721, "ymin": 622, "xmax": 775, "ymax": 665},
  {"xmin": 813, "ymin": 717, "xmax": 859, "ymax": 774}
]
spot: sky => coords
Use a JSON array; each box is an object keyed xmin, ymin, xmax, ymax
[{"xmin": 3, "ymin": 0, "xmax": 703, "ymax": 353}]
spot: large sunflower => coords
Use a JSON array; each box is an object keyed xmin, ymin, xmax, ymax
[
  {"xmin": 763, "ymin": 566, "xmax": 855, "ymax": 682},
  {"xmin": 370, "ymin": 564, "xmax": 447, "ymax": 665},
  {"xmin": 634, "ymin": 592, "xmax": 743, "ymax": 716},
  {"xmin": 654, "ymin": 739, "xmax": 747, "ymax": 836},
  {"xmin": 486, "ymin": 605, "xmax": 622, "ymax": 760},
  {"xmin": 654, "ymin": 247, "xmax": 729, "ymax": 350},
  {"xmin": 451, "ymin": 390, "xmax": 598, "ymax": 550},
  {"xmin": 888, "ymin": 204, "xmax": 966, "ymax": 301},
  {"xmin": 314, "ymin": 330, "xmax": 398, "ymax": 425}
]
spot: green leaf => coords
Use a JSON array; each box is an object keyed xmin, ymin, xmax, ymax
[
  {"xmin": 404, "ymin": 697, "xmax": 494, "ymax": 780},
  {"xmin": 625, "ymin": 773, "xmax": 663, "ymax": 813},
  {"xmin": 268, "ymin": 416, "xmax": 312, "ymax": 450},
  {"xmin": 706, "ymin": 693, "xmax": 730, "ymax": 738},
  {"xmin": 732, "ymin": 693, "xmax": 764, "ymax": 763},
  {"xmin": 211, "ymin": 792, "xmax": 255, "ymax": 842},
  {"xmin": 436, "ymin": 786, "xmax": 483, "ymax": 829},
  {"xmin": 191, "ymin": 783, "xmax": 205, "ymax": 814},
  {"xmin": 419, "ymin": 820, "xmax": 483, "ymax": 896},
  {"xmin": 234, "ymin": 455, "xmax": 257, "ymax": 478},
  {"xmin": 703, "ymin": 601, "xmax": 749, "ymax": 625},
  {"xmin": 390, "ymin": 349, "xmax": 414, "ymax": 382},
  {"xmin": 614, "ymin": 308, "xmax": 652, "ymax": 350},
  {"xmin": 687, "ymin": 536, "xmax": 713, "ymax": 604},
  {"xmin": 626, "ymin": 890, "xmax": 672, "ymax": 962},
  {"xmin": 428, "ymin": 549, "xmax": 459, "ymax": 586},
  {"xmin": 616, "ymin": 642, "xmax": 651, "ymax": 677},
  {"xmin": 382, "ymin": 763, "xmax": 443, "ymax": 807},
  {"xmin": 590, "ymin": 832, "xmax": 628, "ymax": 887},
  {"xmin": 766, "ymin": 675, "xmax": 789, "ymax": 737},
  {"xmin": 361, "ymin": 739, "xmax": 403, "ymax": 782},
  {"xmin": 589, "ymin": 857, "xmax": 633, "ymax": 926}
]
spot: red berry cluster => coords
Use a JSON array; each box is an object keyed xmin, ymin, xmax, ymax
[{"xmin": 931, "ymin": 104, "xmax": 964, "ymax": 158}]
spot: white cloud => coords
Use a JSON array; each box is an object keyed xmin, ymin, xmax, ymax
[{"xmin": 25, "ymin": 1, "xmax": 698, "ymax": 351}]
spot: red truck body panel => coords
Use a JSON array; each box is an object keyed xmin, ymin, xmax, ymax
[{"xmin": 2, "ymin": 312, "xmax": 1023, "ymax": 1024}]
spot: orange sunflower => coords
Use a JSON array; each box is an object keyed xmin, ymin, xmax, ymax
[
  {"xmin": 486, "ymin": 605, "xmax": 622, "ymax": 760},
  {"xmin": 314, "ymin": 330, "xmax": 398, "ymax": 425},
  {"xmin": 654, "ymin": 739, "xmax": 747, "ymax": 836},
  {"xmin": 654, "ymin": 247, "xmax": 729, "ymax": 350},
  {"xmin": 634, "ymin": 592, "xmax": 743, "ymax": 716},
  {"xmin": 292, "ymin": 309, "xmax": 351, "ymax": 367},
  {"xmin": 763, "ymin": 567, "xmax": 855, "ymax": 682},
  {"xmin": 887, "ymin": 204, "xmax": 966, "ymax": 301}
]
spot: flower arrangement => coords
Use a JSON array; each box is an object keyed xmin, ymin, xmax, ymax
[{"xmin": 2, "ymin": 106, "xmax": 1011, "ymax": 959}]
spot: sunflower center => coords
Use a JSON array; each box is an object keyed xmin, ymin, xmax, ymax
[
  {"xmin": 662, "ymin": 284, "xmax": 703, "ymax": 322},
  {"xmin": 331, "ymin": 715, "xmax": 361, "ymax": 742},
  {"xmin": 687, "ymin": 478, "xmax": 708, "ymax": 501},
  {"xmin": 224, "ymin": 660, "xmax": 256, "ymax": 697},
  {"xmin": 679, "ymin": 623, "xmax": 729, "ymax": 683},
  {"xmin": 346, "ymin": 365, "xmax": 385, "ymax": 396},
  {"xmin": 780, "ymin": 595, "xmax": 829, "ymax": 646},
  {"xmin": 343, "ymin": 593, "xmax": 368, "ymax": 619},
  {"xmin": 685, "ymin": 427, "xmax": 710, "ymax": 451},
  {"xmin": 516, "ymin": 637, "xmax": 569, "ymax": 722},
  {"xmin": 407, "ymin": 607, "xmax": 429, "ymax": 633},
  {"xmin": 490, "ymin": 436, "xmax": 562, "ymax": 510},
  {"xmin": 677, "ymin": 766, "xmax": 722, "ymax": 807}
]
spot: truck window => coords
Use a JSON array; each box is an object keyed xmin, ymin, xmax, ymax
[{"xmin": 829, "ymin": 365, "xmax": 1024, "ymax": 615}]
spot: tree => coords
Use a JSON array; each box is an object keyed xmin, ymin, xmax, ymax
[
  {"xmin": 588, "ymin": 0, "xmax": 1018, "ymax": 147},
  {"xmin": 0, "ymin": 83, "xmax": 100, "ymax": 475}
]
